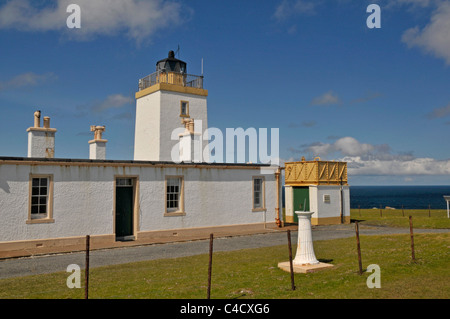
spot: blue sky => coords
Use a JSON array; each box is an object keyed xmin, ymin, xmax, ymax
[{"xmin": 0, "ymin": 0, "xmax": 449, "ymax": 185}]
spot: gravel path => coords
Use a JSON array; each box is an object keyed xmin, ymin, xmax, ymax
[{"xmin": 0, "ymin": 224, "xmax": 448, "ymax": 279}]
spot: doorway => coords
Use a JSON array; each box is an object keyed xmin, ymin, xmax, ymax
[
  {"xmin": 115, "ymin": 178, "xmax": 135, "ymax": 241},
  {"xmin": 293, "ymin": 186, "xmax": 310, "ymax": 223}
]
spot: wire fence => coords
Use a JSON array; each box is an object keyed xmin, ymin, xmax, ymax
[
  {"xmin": 1, "ymin": 212, "xmax": 448, "ymax": 299},
  {"xmin": 352, "ymin": 204, "xmax": 449, "ymax": 218}
]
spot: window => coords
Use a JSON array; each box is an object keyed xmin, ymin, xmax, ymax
[
  {"xmin": 165, "ymin": 176, "xmax": 185, "ymax": 215},
  {"xmin": 180, "ymin": 101, "xmax": 189, "ymax": 117},
  {"xmin": 28, "ymin": 175, "xmax": 54, "ymax": 224},
  {"xmin": 252, "ymin": 177, "xmax": 265, "ymax": 211},
  {"xmin": 323, "ymin": 194, "xmax": 331, "ymax": 203},
  {"xmin": 116, "ymin": 178, "xmax": 133, "ymax": 187}
]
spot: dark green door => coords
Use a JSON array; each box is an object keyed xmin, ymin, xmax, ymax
[
  {"xmin": 115, "ymin": 178, "xmax": 134, "ymax": 239},
  {"xmin": 293, "ymin": 187, "xmax": 309, "ymax": 223}
]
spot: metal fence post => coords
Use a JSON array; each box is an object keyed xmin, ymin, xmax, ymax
[
  {"xmin": 207, "ymin": 233, "xmax": 214, "ymax": 299},
  {"xmin": 287, "ymin": 230, "xmax": 295, "ymax": 291},
  {"xmin": 355, "ymin": 221, "xmax": 363, "ymax": 275},
  {"xmin": 409, "ymin": 216, "xmax": 416, "ymax": 262},
  {"xmin": 85, "ymin": 235, "xmax": 90, "ymax": 299}
]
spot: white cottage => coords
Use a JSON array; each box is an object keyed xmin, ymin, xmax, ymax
[{"xmin": 0, "ymin": 51, "xmax": 280, "ymax": 258}]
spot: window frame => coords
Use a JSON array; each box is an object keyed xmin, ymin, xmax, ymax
[
  {"xmin": 27, "ymin": 174, "xmax": 54, "ymax": 224},
  {"xmin": 164, "ymin": 175, "xmax": 185, "ymax": 216},
  {"xmin": 180, "ymin": 100, "xmax": 189, "ymax": 118},
  {"xmin": 252, "ymin": 176, "xmax": 266, "ymax": 212}
]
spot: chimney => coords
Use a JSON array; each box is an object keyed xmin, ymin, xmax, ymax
[
  {"xmin": 89, "ymin": 125, "xmax": 107, "ymax": 160},
  {"xmin": 179, "ymin": 118, "xmax": 202, "ymax": 163},
  {"xmin": 27, "ymin": 110, "xmax": 56, "ymax": 158}
]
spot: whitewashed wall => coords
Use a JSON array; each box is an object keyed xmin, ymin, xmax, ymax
[
  {"xmin": 27, "ymin": 130, "xmax": 55, "ymax": 158},
  {"xmin": 309, "ymin": 185, "xmax": 350, "ymax": 220},
  {"xmin": 134, "ymin": 90, "xmax": 208, "ymax": 162},
  {"xmin": 284, "ymin": 185, "xmax": 293, "ymax": 221},
  {"xmin": 134, "ymin": 91, "xmax": 161, "ymax": 161},
  {"xmin": 159, "ymin": 91, "xmax": 208, "ymax": 162},
  {"xmin": 0, "ymin": 162, "xmax": 276, "ymax": 243}
]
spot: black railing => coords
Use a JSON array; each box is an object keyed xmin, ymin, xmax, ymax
[{"xmin": 138, "ymin": 70, "xmax": 204, "ymax": 91}]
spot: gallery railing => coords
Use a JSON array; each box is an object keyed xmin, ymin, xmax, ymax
[{"xmin": 138, "ymin": 70, "xmax": 204, "ymax": 91}]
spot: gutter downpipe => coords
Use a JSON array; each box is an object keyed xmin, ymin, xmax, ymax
[
  {"xmin": 275, "ymin": 167, "xmax": 284, "ymax": 228},
  {"xmin": 340, "ymin": 176, "xmax": 344, "ymax": 224}
]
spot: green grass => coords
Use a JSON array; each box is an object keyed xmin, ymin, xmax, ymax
[
  {"xmin": 351, "ymin": 208, "xmax": 450, "ymax": 229},
  {"xmin": 1, "ymin": 232, "xmax": 448, "ymax": 299}
]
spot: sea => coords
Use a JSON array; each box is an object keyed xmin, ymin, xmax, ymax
[{"xmin": 350, "ymin": 185, "xmax": 450, "ymax": 209}]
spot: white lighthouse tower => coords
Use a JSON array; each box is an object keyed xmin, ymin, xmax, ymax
[{"xmin": 134, "ymin": 51, "xmax": 209, "ymax": 162}]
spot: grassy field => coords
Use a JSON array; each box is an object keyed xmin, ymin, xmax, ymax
[
  {"xmin": 350, "ymin": 208, "xmax": 450, "ymax": 229},
  {"xmin": 0, "ymin": 231, "xmax": 448, "ymax": 299}
]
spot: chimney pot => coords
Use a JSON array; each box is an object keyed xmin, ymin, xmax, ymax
[
  {"xmin": 34, "ymin": 110, "xmax": 41, "ymax": 128},
  {"xmin": 43, "ymin": 117, "xmax": 50, "ymax": 129}
]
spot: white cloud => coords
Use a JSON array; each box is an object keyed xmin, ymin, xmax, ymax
[
  {"xmin": 74, "ymin": 93, "xmax": 133, "ymax": 118},
  {"xmin": 91, "ymin": 94, "xmax": 133, "ymax": 113},
  {"xmin": 386, "ymin": 0, "xmax": 434, "ymax": 9},
  {"xmin": 334, "ymin": 137, "xmax": 375, "ymax": 157},
  {"xmin": 0, "ymin": 72, "xmax": 57, "ymax": 91},
  {"xmin": 289, "ymin": 136, "xmax": 450, "ymax": 176},
  {"xmin": 0, "ymin": 0, "xmax": 187, "ymax": 43},
  {"xmin": 310, "ymin": 90, "xmax": 342, "ymax": 106},
  {"xmin": 350, "ymin": 92, "xmax": 382, "ymax": 105},
  {"xmin": 344, "ymin": 156, "xmax": 450, "ymax": 176},
  {"xmin": 401, "ymin": 1, "xmax": 450, "ymax": 65},
  {"xmin": 426, "ymin": 103, "xmax": 450, "ymax": 119},
  {"xmin": 273, "ymin": 0, "xmax": 316, "ymax": 21},
  {"xmin": 299, "ymin": 137, "xmax": 381, "ymax": 158}
]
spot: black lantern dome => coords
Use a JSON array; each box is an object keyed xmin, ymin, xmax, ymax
[{"xmin": 156, "ymin": 50, "xmax": 187, "ymax": 73}]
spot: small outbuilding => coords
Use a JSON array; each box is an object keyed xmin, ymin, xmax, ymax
[{"xmin": 284, "ymin": 157, "xmax": 350, "ymax": 225}]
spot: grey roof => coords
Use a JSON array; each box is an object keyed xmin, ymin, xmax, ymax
[{"xmin": 0, "ymin": 156, "xmax": 275, "ymax": 168}]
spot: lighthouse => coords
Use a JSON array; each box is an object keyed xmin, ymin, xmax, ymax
[{"xmin": 134, "ymin": 51, "xmax": 209, "ymax": 162}]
